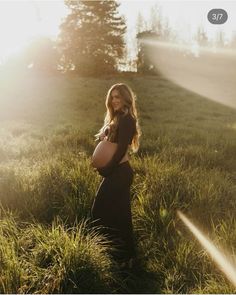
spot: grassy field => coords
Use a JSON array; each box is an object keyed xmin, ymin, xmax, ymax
[{"xmin": 0, "ymin": 69, "xmax": 236, "ymax": 293}]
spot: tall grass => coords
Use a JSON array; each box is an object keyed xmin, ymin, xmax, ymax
[
  {"xmin": 131, "ymin": 155, "xmax": 236, "ymax": 293},
  {"xmin": 0, "ymin": 71, "xmax": 236, "ymax": 293},
  {"xmin": 0, "ymin": 207, "xmax": 120, "ymax": 293}
]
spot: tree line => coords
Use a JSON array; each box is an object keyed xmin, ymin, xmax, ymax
[{"xmin": 2, "ymin": 0, "xmax": 236, "ymax": 76}]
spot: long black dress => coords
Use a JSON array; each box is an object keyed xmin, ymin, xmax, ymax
[{"xmin": 91, "ymin": 111, "xmax": 136, "ymax": 261}]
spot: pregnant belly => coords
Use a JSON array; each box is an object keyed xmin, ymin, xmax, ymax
[{"xmin": 92, "ymin": 140, "xmax": 128, "ymax": 168}]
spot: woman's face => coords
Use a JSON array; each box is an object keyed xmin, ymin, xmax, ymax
[{"xmin": 110, "ymin": 89, "xmax": 125, "ymax": 112}]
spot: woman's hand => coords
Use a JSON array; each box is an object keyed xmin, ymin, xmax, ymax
[
  {"xmin": 99, "ymin": 127, "xmax": 109, "ymax": 141},
  {"xmin": 99, "ymin": 132, "xmax": 107, "ymax": 141}
]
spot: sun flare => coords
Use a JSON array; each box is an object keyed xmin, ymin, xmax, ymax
[
  {"xmin": 139, "ymin": 38, "xmax": 236, "ymax": 108},
  {"xmin": 0, "ymin": 1, "xmax": 66, "ymax": 62},
  {"xmin": 178, "ymin": 211, "xmax": 236, "ymax": 288}
]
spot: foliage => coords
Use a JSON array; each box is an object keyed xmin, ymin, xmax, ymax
[
  {"xmin": 24, "ymin": 37, "xmax": 60, "ymax": 72},
  {"xmin": 58, "ymin": 0, "xmax": 126, "ymax": 75},
  {"xmin": 136, "ymin": 31, "xmax": 160, "ymax": 74}
]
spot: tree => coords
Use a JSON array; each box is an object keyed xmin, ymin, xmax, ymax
[
  {"xmin": 148, "ymin": 4, "xmax": 162, "ymax": 34},
  {"xmin": 1, "ymin": 37, "xmax": 59, "ymax": 73},
  {"xmin": 195, "ymin": 26, "xmax": 208, "ymax": 47},
  {"xmin": 215, "ymin": 30, "xmax": 226, "ymax": 48},
  {"xmin": 230, "ymin": 31, "xmax": 236, "ymax": 48},
  {"xmin": 148, "ymin": 4, "xmax": 174, "ymax": 41},
  {"xmin": 136, "ymin": 31, "xmax": 159, "ymax": 74},
  {"xmin": 24, "ymin": 37, "xmax": 59, "ymax": 72},
  {"xmin": 58, "ymin": 0, "xmax": 126, "ymax": 75},
  {"xmin": 136, "ymin": 12, "xmax": 145, "ymax": 34}
]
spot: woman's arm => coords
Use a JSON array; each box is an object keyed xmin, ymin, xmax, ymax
[{"xmin": 97, "ymin": 114, "xmax": 135, "ymax": 177}]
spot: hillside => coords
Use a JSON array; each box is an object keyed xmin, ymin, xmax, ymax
[{"xmin": 0, "ymin": 71, "xmax": 236, "ymax": 293}]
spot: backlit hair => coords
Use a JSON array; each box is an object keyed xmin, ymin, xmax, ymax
[{"xmin": 95, "ymin": 83, "xmax": 141, "ymax": 153}]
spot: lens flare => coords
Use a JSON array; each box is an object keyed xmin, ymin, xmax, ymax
[
  {"xmin": 177, "ymin": 210, "xmax": 236, "ymax": 288},
  {"xmin": 138, "ymin": 39, "xmax": 236, "ymax": 109}
]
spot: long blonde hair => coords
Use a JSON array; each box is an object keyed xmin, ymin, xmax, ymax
[{"xmin": 95, "ymin": 83, "xmax": 141, "ymax": 153}]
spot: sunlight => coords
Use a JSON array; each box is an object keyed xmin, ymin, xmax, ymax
[
  {"xmin": 139, "ymin": 38, "xmax": 236, "ymax": 108},
  {"xmin": 159, "ymin": 1, "xmax": 236, "ymax": 43},
  {"xmin": 0, "ymin": 1, "xmax": 66, "ymax": 62},
  {"xmin": 0, "ymin": 2, "xmax": 36, "ymax": 61},
  {"xmin": 177, "ymin": 210, "xmax": 236, "ymax": 288}
]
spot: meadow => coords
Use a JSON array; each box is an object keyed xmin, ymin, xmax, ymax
[{"xmin": 0, "ymin": 69, "xmax": 236, "ymax": 293}]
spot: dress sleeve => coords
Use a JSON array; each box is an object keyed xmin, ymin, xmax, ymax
[{"xmin": 98, "ymin": 114, "xmax": 135, "ymax": 177}]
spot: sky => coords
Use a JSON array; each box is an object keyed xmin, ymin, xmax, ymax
[
  {"xmin": 0, "ymin": 0, "xmax": 235, "ymax": 61},
  {"xmin": 159, "ymin": 1, "xmax": 236, "ymax": 42},
  {"xmin": 119, "ymin": 1, "xmax": 236, "ymax": 42}
]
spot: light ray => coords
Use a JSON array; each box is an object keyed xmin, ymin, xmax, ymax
[
  {"xmin": 177, "ymin": 210, "xmax": 236, "ymax": 288},
  {"xmin": 139, "ymin": 38, "xmax": 236, "ymax": 109}
]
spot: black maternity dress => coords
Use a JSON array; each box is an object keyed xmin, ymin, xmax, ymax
[{"xmin": 91, "ymin": 111, "xmax": 136, "ymax": 261}]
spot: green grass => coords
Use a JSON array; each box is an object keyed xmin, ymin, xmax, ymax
[
  {"xmin": 0, "ymin": 208, "xmax": 119, "ymax": 293},
  {"xmin": 0, "ymin": 69, "xmax": 236, "ymax": 293}
]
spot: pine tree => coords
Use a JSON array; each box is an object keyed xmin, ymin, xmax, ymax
[
  {"xmin": 136, "ymin": 12, "xmax": 145, "ymax": 34},
  {"xmin": 215, "ymin": 30, "xmax": 225, "ymax": 48},
  {"xmin": 58, "ymin": 0, "xmax": 126, "ymax": 75},
  {"xmin": 149, "ymin": 5, "xmax": 161, "ymax": 33},
  {"xmin": 195, "ymin": 26, "xmax": 208, "ymax": 47},
  {"xmin": 136, "ymin": 31, "xmax": 159, "ymax": 74},
  {"xmin": 230, "ymin": 31, "xmax": 236, "ymax": 48}
]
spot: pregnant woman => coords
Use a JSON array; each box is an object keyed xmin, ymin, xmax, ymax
[{"xmin": 91, "ymin": 83, "xmax": 141, "ymax": 268}]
